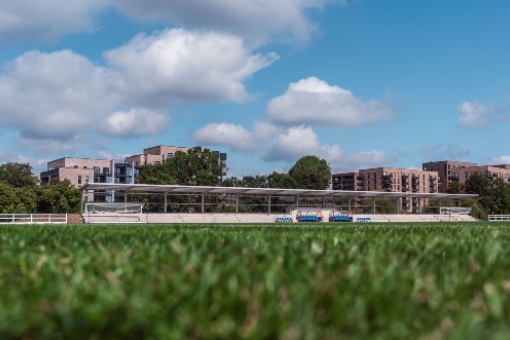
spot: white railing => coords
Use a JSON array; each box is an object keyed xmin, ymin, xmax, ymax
[
  {"xmin": 0, "ymin": 214, "xmax": 68, "ymax": 224},
  {"xmin": 488, "ymin": 215, "xmax": 510, "ymax": 221}
]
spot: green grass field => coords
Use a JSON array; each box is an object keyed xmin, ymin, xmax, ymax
[{"xmin": 2, "ymin": 222, "xmax": 510, "ymax": 338}]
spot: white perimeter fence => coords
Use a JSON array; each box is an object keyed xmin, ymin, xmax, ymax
[
  {"xmin": 0, "ymin": 214, "xmax": 68, "ymax": 224},
  {"xmin": 488, "ymin": 215, "xmax": 510, "ymax": 221}
]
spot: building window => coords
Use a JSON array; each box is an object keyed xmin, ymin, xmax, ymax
[
  {"xmin": 103, "ymin": 167, "xmax": 109, "ymax": 174},
  {"xmin": 93, "ymin": 166, "xmax": 100, "ymax": 173},
  {"xmin": 167, "ymin": 153, "xmax": 173, "ymax": 160},
  {"xmin": 78, "ymin": 175, "xmax": 82, "ymax": 184},
  {"xmin": 74, "ymin": 165, "xmax": 78, "ymax": 169},
  {"xmin": 155, "ymin": 161, "xmax": 161, "ymax": 165},
  {"xmin": 465, "ymin": 172, "xmax": 468, "ymax": 179},
  {"xmin": 85, "ymin": 176, "xmax": 89, "ymax": 182}
]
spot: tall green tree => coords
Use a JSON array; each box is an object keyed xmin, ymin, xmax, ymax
[
  {"xmin": 267, "ymin": 172, "xmax": 298, "ymax": 189},
  {"xmin": 446, "ymin": 181, "xmax": 464, "ymax": 194},
  {"xmin": 490, "ymin": 177, "xmax": 510, "ymax": 214},
  {"xmin": 288, "ymin": 156, "xmax": 331, "ymax": 190},
  {"xmin": 0, "ymin": 162, "xmax": 38, "ymax": 188},
  {"xmin": 464, "ymin": 172, "xmax": 493, "ymax": 213},
  {"xmin": 35, "ymin": 178, "xmax": 81, "ymax": 213},
  {"xmin": 137, "ymin": 163, "xmax": 177, "ymax": 185},
  {"xmin": 242, "ymin": 175, "xmax": 268, "ymax": 188},
  {"xmin": 221, "ymin": 176, "xmax": 243, "ymax": 188},
  {"xmin": 464, "ymin": 172, "xmax": 490, "ymax": 196},
  {"xmin": 138, "ymin": 147, "xmax": 226, "ymax": 187}
]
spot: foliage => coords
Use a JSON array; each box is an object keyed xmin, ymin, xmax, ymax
[
  {"xmin": 0, "ymin": 162, "xmax": 38, "ymax": 188},
  {"xmin": 267, "ymin": 172, "xmax": 298, "ymax": 189},
  {"xmin": 490, "ymin": 178, "xmax": 510, "ymax": 214},
  {"xmin": 462, "ymin": 198, "xmax": 488, "ymax": 221},
  {"xmin": 3, "ymin": 223, "xmax": 510, "ymax": 338},
  {"xmin": 423, "ymin": 198, "xmax": 456, "ymax": 214},
  {"xmin": 360, "ymin": 197, "xmax": 397, "ymax": 213},
  {"xmin": 463, "ymin": 172, "xmax": 510, "ymax": 215},
  {"xmin": 446, "ymin": 181, "xmax": 464, "ymax": 194},
  {"xmin": 221, "ymin": 176, "xmax": 244, "ymax": 188},
  {"xmin": 35, "ymin": 178, "xmax": 81, "ymax": 213},
  {"xmin": 241, "ymin": 175, "xmax": 268, "ymax": 188},
  {"xmin": 136, "ymin": 164, "xmax": 176, "ymax": 185},
  {"xmin": 288, "ymin": 156, "xmax": 331, "ymax": 190},
  {"xmin": 137, "ymin": 147, "xmax": 226, "ymax": 187}
]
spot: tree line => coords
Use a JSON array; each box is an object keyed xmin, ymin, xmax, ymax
[{"xmin": 0, "ymin": 163, "xmax": 81, "ymax": 214}]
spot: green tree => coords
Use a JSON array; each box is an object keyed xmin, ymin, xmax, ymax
[
  {"xmin": 463, "ymin": 172, "xmax": 497, "ymax": 214},
  {"xmin": 490, "ymin": 177, "xmax": 510, "ymax": 214},
  {"xmin": 0, "ymin": 183, "xmax": 23, "ymax": 213},
  {"xmin": 464, "ymin": 172, "xmax": 490, "ymax": 196},
  {"xmin": 138, "ymin": 147, "xmax": 226, "ymax": 187},
  {"xmin": 0, "ymin": 162, "xmax": 38, "ymax": 188},
  {"xmin": 137, "ymin": 163, "xmax": 177, "ymax": 185},
  {"xmin": 35, "ymin": 178, "xmax": 81, "ymax": 213},
  {"xmin": 446, "ymin": 181, "xmax": 464, "ymax": 194},
  {"xmin": 267, "ymin": 172, "xmax": 298, "ymax": 189},
  {"xmin": 221, "ymin": 176, "xmax": 243, "ymax": 187},
  {"xmin": 242, "ymin": 175, "xmax": 268, "ymax": 188},
  {"xmin": 462, "ymin": 198, "xmax": 488, "ymax": 221},
  {"xmin": 288, "ymin": 156, "xmax": 331, "ymax": 190},
  {"xmin": 423, "ymin": 198, "xmax": 456, "ymax": 214}
]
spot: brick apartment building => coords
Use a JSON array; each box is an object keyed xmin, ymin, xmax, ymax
[
  {"xmin": 332, "ymin": 167, "xmax": 439, "ymax": 213},
  {"xmin": 39, "ymin": 145, "xmax": 227, "ymax": 202},
  {"xmin": 125, "ymin": 145, "xmax": 191, "ymax": 166},
  {"xmin": 422, "ymin": 161, "xmax": 510, "ymax": 192}
]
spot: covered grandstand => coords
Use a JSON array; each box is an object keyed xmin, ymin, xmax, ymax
[{"xmin": 80, "ymin": 183, "xmax": 479, "ymax": 223}]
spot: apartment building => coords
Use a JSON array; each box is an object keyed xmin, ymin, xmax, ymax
[
  {"xmin": 39, "ymin": 145, "xmax": 227, "ymax": 202},
  {"xmin": 422, "ymin": 161, "xmax": 510, "ymax": 192},
  {"xmin": 332, "ymin": 167, "xmax": 439, "ymax": 213},
  {"xmin": 125, "ymin": 145, "xmax": 190, "ymax": 166},
  {"xmin": 422, "ymin": 161, "xmax": 477, "ymax": 192},
  {"xmin": 332, "ymin": 172, "xmax": 358, "ymax": 191}
]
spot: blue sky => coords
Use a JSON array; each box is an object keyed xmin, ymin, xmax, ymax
[{"xmin": 1, "ymin": 0, "xmax": 509, "ymax": 177}]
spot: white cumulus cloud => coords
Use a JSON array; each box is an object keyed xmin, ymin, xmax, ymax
[
  {"xmin": 111, "ymin": 0, "xmax": 339, "ymax": 46},
  {"xmin": 102, "ymin": 109, "xmax": 169, "ymax": 137},
  {"xmin": 0, "ymin": 50, "xmax": 116, "ymax": 140},
  {"xmin": 266, "ymin": 77, "xmax": 397, "ymax": 127},
  {"xmin": 457, "ymin": 101, "xmax": 505, "ymax": 129},
  {"xmin": 0, "ymin": 29, "xmax": 277, "ymax": 152},
  {"xmin": 0, "ymin": 0, "xmax": 105, "ymax": 44},
  {"xmin": 105, "ymin": 29, "xmax": 278, "ymax": 107},
  {"xmin": 485, "ymin": 156, "xmax": 510, "ymax": 165},
  {"xmin": 0, "ymin": 0, "xmax": 340, "ymax": 45},
  {"xmin": 263, "ymin": 125, "xmax": 343, "ymax": 162},
  {"xmin": 192, "ymin": 121, "xmax": 278, "ymax": 152}
]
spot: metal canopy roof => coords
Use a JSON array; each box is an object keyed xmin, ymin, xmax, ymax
[{"xmin": 81, "ymin": 183, "xmax": 478, "ymax": 200}]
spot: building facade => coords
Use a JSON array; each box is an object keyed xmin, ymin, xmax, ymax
[
  {"xmin": 125, "ymin": 145, "xmax": 190, "ymax": 166},
  {"xmin": 40, "ymin": 145, "xmax": 227, "ymax": 202},
  {"xmin": 332, "ymin": 167, "xmax": 439, "ymax": 213},
  {"xmin": 422, "ymin": 161, "xmax": 510, "ymax": 192}
]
